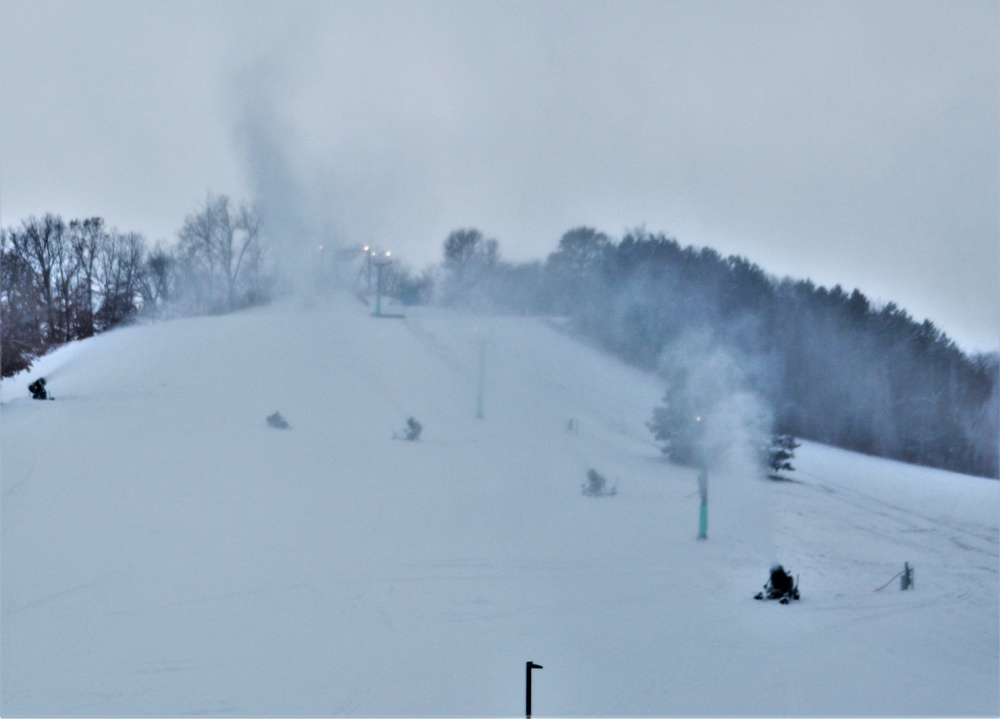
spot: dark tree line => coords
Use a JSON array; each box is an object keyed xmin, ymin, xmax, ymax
[
  {"xmin": 1, "ymin": 215, "xmax": 146, "ymax": 376},
  {"xmin": 1, "ymin": 194, "xmax": 270, "ymax": 378},
  {"xmin": 437, "ymin": 226, "xmax": 999, "ymax": 479}
]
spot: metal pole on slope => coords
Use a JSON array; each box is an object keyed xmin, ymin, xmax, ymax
[
  {"xmin": 475, "ymin": 336, "xmax": 487, "ymax": 419},
  {"xmin": 364, "ymin": 245, "xmax": 373, "ymax": 294},
  {"xmin": 373, "ymin": 251, "xmax": 391, "ymax": 316},
  {"xmin": 526, "ymin": 661, "xmax": 542, "ymax": 718},
  {"xmin": 697, "ymin": 468, "xmax": 708, "ymax": 539}
]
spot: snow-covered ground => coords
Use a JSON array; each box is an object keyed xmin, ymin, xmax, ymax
[{"xmin": 2, "ymin": 291, "xmax": 997, "ymax": 717}]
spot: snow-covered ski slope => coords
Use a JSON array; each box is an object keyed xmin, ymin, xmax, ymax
[{"xmin": 2, "ymin": 291, "xmax": 997, "ymax": 717}]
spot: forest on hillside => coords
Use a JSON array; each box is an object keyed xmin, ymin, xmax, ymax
[{"xmin": 433, "ymin": 227, "xmax": 999, "ymax": 479}]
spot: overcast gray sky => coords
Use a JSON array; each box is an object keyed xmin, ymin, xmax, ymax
[{"xmin": 2, "ymin": 0, "xmax": 997, "ymax": 352}]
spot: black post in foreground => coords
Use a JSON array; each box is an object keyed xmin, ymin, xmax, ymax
[{"xmin": 526, "ymin": 661, "xmax": 543, "ymax": 718}]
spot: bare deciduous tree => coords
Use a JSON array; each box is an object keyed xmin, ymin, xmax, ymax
[
  {"xmin": 68, "ymin": 217, "xmax": 106, "ymax": 338},
  {"xmin": 177, "ymin": 194, "xmax": 263, "ymax": 311},
  {"xmin": 139, "ymin": 242, "xmax": 175, "ymax": 314},
  {"xmin": 1, "ymin": 228, "xmax": 44, "ymax": 376},
  {"xmin": 8, "ymin": 214, "xmax": 66, "ymax": 343},
  {"xmin": 95, "ymin": 231, "xmax": 145, "ymax": 329}
]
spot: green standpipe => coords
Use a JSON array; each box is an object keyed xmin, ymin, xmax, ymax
[{"xmin": 697, "ymin": 469, "xmax": 708, "ymax": 539}]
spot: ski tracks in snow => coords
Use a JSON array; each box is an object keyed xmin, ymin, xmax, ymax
[
  {"xmin": 403, "ymin": 314, "xmax": 473, "ymax": 381},
  {"xmin": 5, "ymin": 561, "xmax": 141, "ymax": 621},
  {"xmin": 793, "ymin": 473, "xmax": 998, "ymax": 567}
]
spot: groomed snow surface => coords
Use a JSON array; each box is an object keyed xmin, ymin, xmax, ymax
[{"xmin": 2, "ymin": 291, "xmax": 997, "ymax": 717}]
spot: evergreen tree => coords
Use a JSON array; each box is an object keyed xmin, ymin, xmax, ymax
[
  {"xmin": 766, "ymin": 434, "xmax": 800, "ymax": 479},
  {"xmin": 648, "ymin": 366, "xmax": 707, "ymax": 467}
]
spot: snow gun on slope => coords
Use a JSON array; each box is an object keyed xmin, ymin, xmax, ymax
[
  {"xmin": 754, "ymin": 564, "xmax": 800, "ymax": 604},
  {"xmin": 28, "ymin": 377, "xmax": 54, "ymax": 400}
]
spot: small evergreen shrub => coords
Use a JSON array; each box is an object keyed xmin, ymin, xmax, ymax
[{"xmin": 766, "ymin": 434, "xmax": 800, "ymax": 479}]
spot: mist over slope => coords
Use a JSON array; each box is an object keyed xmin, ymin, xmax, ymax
[
  {"xmin": 433, "ymin": 227, "xmax": 999, "ymax": 479},
  {"xmin": 1, "ymin": 291, "xmax": 997, "ymax": 717}
]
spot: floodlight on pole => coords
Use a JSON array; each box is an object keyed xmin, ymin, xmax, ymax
[{"xmin": 363, "ymin": 245, "xmax": 374, "ymax": 293}]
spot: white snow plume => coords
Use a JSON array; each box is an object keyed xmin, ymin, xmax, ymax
[
  {"xmin": 657, "ymin": 329, "xmax": 771, "ymax": 468},
  {"xmin": 657, "ymin": 329, "xmax": 775, "ymax": 556},
  {"xmin": 225, "ymin": 42, "xmax": 439, "ymax": 301},
  {"xmin": 709, "ymin": 386, "xmax": 776, "ymax": 561},
  {"xmin": 228, "ymin": 57, "xmax": 345, "ymax": 299},
  {"xmin": 227, "ymin": 57, "xmax": 426, "ymax": 324}
]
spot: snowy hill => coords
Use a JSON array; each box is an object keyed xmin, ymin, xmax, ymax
[{"xmin": 2, "ymin": 291, "xmax": 997, "ymax": 717}]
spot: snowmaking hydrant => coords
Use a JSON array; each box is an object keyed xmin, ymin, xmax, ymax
[
  {"xmin": 900, "ymin": 562, "xmax": 914, "ymax": 590},
  {"xmin": 697, "ymin": 468, "xmax": 708, "ymax": 539}
]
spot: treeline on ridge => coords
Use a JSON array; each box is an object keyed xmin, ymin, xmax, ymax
[
  {"xmin": 435, "ymin": 226, "xmax": 999, "ymax": 479},
  {"xmin": 1, "ymin": 194, "xmax": 271, "ymax": 378}
]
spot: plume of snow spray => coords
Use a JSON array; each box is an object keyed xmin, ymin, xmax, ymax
[
  {"xmin": 229, "ymin": 57, "xmax": 338, "ymax": 300},
  {"xmin": 657, "ymin": 330, "xmax": 775, "ymax": 556}
]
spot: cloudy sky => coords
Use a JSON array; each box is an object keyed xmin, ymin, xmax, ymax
[{"xmin": 1, "ymin": 0, "xmax": 997, "ymax": 352}]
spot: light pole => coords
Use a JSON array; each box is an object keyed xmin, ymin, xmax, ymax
[{"xmin": 362, "ymin": 245, "xmax": 374, "ymax": 294}]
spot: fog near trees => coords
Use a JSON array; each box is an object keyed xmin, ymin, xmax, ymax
[
  {"xmin": 648, "ymin": 329, "xmax": 772, "ymax": 471},
  {"xmin": 434, "ymin": 226, "xmax": 999, "ymax": 479}
]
